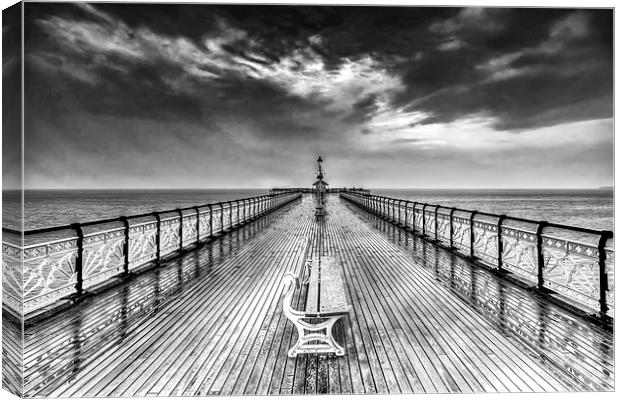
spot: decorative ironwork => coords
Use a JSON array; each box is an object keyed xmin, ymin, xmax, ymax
[
  {"xmin": 182, "ymin": 214, "xmax": 198, "ymax": 247},
  {"xmin": 128, "ymin": 222, "xmax": 158, "ymax": 269},
  {"xmin": 397, "ymin": 202, "xmax": 406, "ymax": 225},
  {"xmin": 222, "ymin": 207, "xmax": 231, "ymax": 230},
  {"xmin": 19, "ymin": 238, "xmax": 79, "ymax": 312},
  {"xmin": 472, "ymin": 221, "xmax": 499, "ymax": 267},
  {"xmin": 424, "ymin": 209, "xmax": 435, "ymax": 237},
  {"xmin": 2, "ymin": 242, "xmax": 23, "ymax": 313},
  {"xmin": 501, "ymin": 227, "xmax": 538, "ymax": 283},
  {"xmin": 605, "ymin": 249, "xmax": 614, "ymax": 312},
  {"xmin": 160, "ymin": 217, "xmax": 181, "ymax": 257},
  {"xmin": 452, "ymin": 216, "xmax": 471, "ymax": 252},
  {"xmin": 414, "ymin": 208, "xmax": 423, "ymax": 232},
  {"xmin": 231, "ymin": 205, "xmax": 239, "ymax": 227},
  {"xmin": 406, "ymin": 204, "xmax": 415, "ymax": 229},
  {"xmin": 341, "ymin": 191, "xmax": 614, "ymax": 317},
  {"xmin": 1, "ymin": 192, "xmax": 302, "ymax": 316},
  {"xmin": 542, "ymin": 236, "xmax": 601, "ymax": 310},
  {"xmin": 82, "ymin": 228, "xmax": 125, "ymax": 288},
  {"xmin": 436, "ymin": 213, "xmax": 451, "ymax": 244},
  {"xmin": 198, "ymin": 211, "xmax": 211, "ymax": 240},
  {"xmin": 212, "ymin": 208, "xmax": 222, "ymax": 234}
]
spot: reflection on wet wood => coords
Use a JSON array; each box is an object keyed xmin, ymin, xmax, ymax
[{"xmin": 16, "ymin": 195, "xmax": 613, "ymax": 396}]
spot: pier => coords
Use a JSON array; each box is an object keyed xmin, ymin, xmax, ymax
[{"xmin": 2, "ymin": 192, "xmax": 614, "ymax": 396}]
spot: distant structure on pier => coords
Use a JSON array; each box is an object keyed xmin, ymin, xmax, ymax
[{"xmin": 312, "ymin": 156, "xmax": 328, "ymax": 216}]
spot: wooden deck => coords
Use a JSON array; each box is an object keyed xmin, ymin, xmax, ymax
[{"xmin": 9, "ymin": 194, "xmax": 614, "ymax": 396}]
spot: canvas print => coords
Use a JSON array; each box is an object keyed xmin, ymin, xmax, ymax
[{"xmin": 1, "ymin": 1, "xmax": 614, "ymax": 397}]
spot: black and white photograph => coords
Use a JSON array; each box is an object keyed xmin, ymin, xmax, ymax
[{"xmin": 0, "ymin": 1, "xmax": 615, "ymax": 397}]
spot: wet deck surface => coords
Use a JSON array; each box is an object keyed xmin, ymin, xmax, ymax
[{"xmin": 10, "ymin": 194, "xmax": 614, "ymax": 396}]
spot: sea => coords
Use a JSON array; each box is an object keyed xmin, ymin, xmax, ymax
[{"xmin": 1, "ymin": 189, "xmax": 614, "ymax": 233}]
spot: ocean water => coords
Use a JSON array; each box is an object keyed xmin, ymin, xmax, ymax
[
  {"xmin": 3, "ymin": 189, "xmax": 269, "ymax": 231},
  {"xmin": 1, "ymin": 188, "xmax": 614, "ymax": 232}
]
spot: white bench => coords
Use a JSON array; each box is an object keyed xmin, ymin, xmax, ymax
[{"xmin": 282, "ymin": 256, "xmax": 350, "ymax": 357}]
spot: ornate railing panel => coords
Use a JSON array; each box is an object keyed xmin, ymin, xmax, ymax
[
  {"xmin": 501, "ymin": 226, "xmax": 538, "ymax": 283},
  {"xmin": 414, "ymin": 205, "xmax": 424, "ymax": 233},
  {"xmin": 159, "ymin": 216, "xmax": 181, "ymax": 257},
  {"xmin": 472, "ymin": 218, "xmax": 499, "ymax": 267},
  {"xmin": 212, "ymin": 206, "xmax": 223, "ymax": 235},
  {"xmin": 424, "ymin": 207, "xmax": 436, "ymax": 237},
  {"xmin": 436, "ymin": 211, "xmax": 451, "ymax": 244},
  {"xmin": 82, "ymin": 227, "xmax": 125, "ymax": 289},
  {"xmin": 340, "ymin": 191, "xmax": 614, "ymax": 319},
  {"xmin": 231, "ymin": 204, "xmax": 239, "ymax": 228},
  {"xmin": 198, "ymin": 210, "xmax": 212, "ymax": 240},
  {"xmin": 605, "ymin": 245, "xmax": 614, "ymax": 313},
  {"xmin": 406, "ymin": 203, "xmax": 415, "ymax": 229},
  {"xmin": 182, "ymin": 213, "xmax": 198, "ymax": 248},
  {"xmin": 397, "ymin": 202, "xmax": 406, "ymax": 225},
  {"xmin": 21, "ymin": 236, "xmax": 79, "ymax": 312},
  {"xmin": 128, "ymin": 221, "xmax": 158, "ymax": 269},
  {"xmin": 542, "ymin": 235, "xmax": 601, "ymax": 311},
  {"xmin": 2, "ymin": 242, "xmax": 23, "ymax": 313},
  {"xmin": 452, "ymin": 213, "xmax": 471, "ymax": 254},
  {"xmin": 222, "ymin": 204, "xmax": 232, "ymax": 230}
]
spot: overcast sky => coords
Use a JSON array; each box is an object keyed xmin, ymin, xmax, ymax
[{"xmin": 5, "ymin": 3, "xmax": 613, "ymax": 189}]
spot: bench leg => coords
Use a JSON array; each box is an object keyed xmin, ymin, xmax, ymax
[
  {"xmin": 282, "ymin": 273, "xmax": 346, "ymax": 357},
  {"xmin": 287, "ymin": 316, "xmax": 345, "ymax": 357}
]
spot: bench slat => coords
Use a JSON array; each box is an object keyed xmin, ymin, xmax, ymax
[{"xmin": 305, "ymin": 257, "xmax": 349, "ymax": 317}]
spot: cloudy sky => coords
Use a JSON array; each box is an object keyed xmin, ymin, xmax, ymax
[{"xmin": 5, "ymin": 3, "xmax": 613, "ymax": 189}]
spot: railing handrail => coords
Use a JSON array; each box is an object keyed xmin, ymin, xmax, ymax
[
  {"xmin": 348, "ymin": 192, "xmax": 612, "ymax": 238},
  {"xmin": 2, "ymin": 192, "xmax": 298, "ymax": 237}
]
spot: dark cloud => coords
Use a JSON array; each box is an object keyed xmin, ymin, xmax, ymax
[
  {"xmin": 17, "ymin": 3, "xmax": 613, "ymax": 189},
  {"xmin": 3, "ymin": 3, "xmax": 22, "ymax": 189}
]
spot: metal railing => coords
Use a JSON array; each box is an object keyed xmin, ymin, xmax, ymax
[
  {"xmin": 341, "ymin": 192, "xmax": 614, "ymax": 319},
  {"xmin": 2, "ymin": 192, "xmax": 301, "ymax": 316}
]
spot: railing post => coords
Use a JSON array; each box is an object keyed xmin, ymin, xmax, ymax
[
  {"xmin": 120, "ymin": 216, "xmax": 130, "ymax": 275},
  {"xmin": 598, "ymin": 230, "xmax": 613, "ymax": 318},
  {"xmin": 71, "ymin": 223, "xmax": 84, "ymax": 296},
  {"xmin": 422, "ymin": 204, "xmax": 427, "ymax": 236},
  {"xmin": 194, "ymin": 206, "xmax": 200, "ymax": 242},
  {"xmin": 536, "ymin": 221, "xmax": 549, "ymax": 289},
  {"xmin": 177, "ymin": 209, "xmax": 184, "ymax": 250},
  {"xmin": 496, "ymin": 215, "xmax": 507, "ymax": 270},
  {"xmin": 152, "ymin": 212, "xmax": 161, "ymax": 262},
  {"xmin": 449, "ymin": 207, "xmax": 456, "ymax": 247},
  {"xmin": 469, "ymin": 211, "xmax": 478, "ymax": 257}
]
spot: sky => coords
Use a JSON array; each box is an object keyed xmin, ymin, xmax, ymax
[{"xmin": 3, "ymin": 2, "xmax": 614, "ymax": 189}]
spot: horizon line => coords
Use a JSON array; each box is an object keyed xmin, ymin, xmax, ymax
[{"xmin": 3, "ymin": 186, "xmax": 613, "ymax": 191}]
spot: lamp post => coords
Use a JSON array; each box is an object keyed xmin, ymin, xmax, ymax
[{"xmin": 313, "ymin": 156, "xmax": 328, "ymax": 217}]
